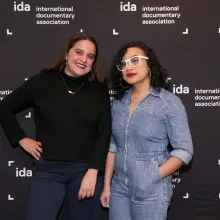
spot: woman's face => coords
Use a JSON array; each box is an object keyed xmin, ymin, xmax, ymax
[
  {"xmin": 121, "ymin": 47, "xmax": 150, "ymax": 85},
  {"xmin": 65, "ymin": 40, "xmax": 96, "ymax": 77}
]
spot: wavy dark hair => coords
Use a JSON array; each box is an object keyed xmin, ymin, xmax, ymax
[
  {"xmin": 110, "ymin": 41, "xmax": 169, "ymax": 99},
  {"xmin": 42, "ymin": 33, "xmax": 106, "ymax": 85}
]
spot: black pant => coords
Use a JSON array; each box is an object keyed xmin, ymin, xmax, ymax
[{"xmin": 25, "ymin": 159, "xmax": 103, "ymax": 220}]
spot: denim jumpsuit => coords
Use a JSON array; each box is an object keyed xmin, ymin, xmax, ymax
[{"xmin": 109, "ymin": 88, "xmax": 193, "ymax": 220}]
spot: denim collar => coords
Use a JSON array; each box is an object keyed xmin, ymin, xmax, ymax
[{"xmin": 122, "ymin": 87, "xmax": 162, "ymax": 104}]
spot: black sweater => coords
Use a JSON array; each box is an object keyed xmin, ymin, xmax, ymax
[{"xmin": 0, "ymin": 71, "xmax": 111, "ymax": 170}]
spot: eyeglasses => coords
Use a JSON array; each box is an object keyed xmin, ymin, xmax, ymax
[{"xmin": 116, "ymin": 55, "xmax": 149, "ymax": 71}]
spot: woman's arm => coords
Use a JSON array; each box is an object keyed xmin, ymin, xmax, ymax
[
  {"xmin": 161, "ymin": 95, "xmax": 194, "ymax": 178},
  {"xmin": 0, "ymin": 74, "xmax": 39, "ymax": 146},
  {"xmin": 0, "ymin": 74, "xmax": 43, "ymax": 159},
  {"xmin": 78, "ymin": 88, "xmax": 112, "ymax": 200},
  {"xmin": 88, "ymin": 88, "xmax": 112, "ymax": 170},
  {"xmin": 104, "ymin": 152, "xmax": 115, "ymax": 188},
  {"xmin": 100, "ymin": 152, "xmax": 115, "ymax": 207},
  {"xmin": 159, "ymin": 157, "xmax": 183, "ymax": 178},
  {"xmin": 100, "ymin": 133, "xmax": 117, "ymax": 207}
]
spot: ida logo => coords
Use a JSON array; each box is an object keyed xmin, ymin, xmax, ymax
[
  {"xmin": 16, "ymin": 167, "xmax": 32, "ymax": 177},
  {"xmin": 14, "ymin": 1, "xmax": 31, "ymax": 11},
  {"xmin": 173, "ymin": 84, "xmax": 189, "ymax": 94},
  {"xmin": 120, "ymin": 2, "xmax": 137, "ymax": 11}
]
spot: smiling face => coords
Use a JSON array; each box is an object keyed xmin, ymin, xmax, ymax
[
  {"xmin": 121, "ymin": 47, "xmax": 150, "ymax": 85},
  {"xmin": 65, "ymin": 40, "xmax": 96, "ymax": 77}
]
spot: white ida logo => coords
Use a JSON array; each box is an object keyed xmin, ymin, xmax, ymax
[
  {"xmin": 120, "ymin": 2, "xmax": 137, "ymax": 11},
  {"xmin": 14, "ymin": 1, "xmax": 30, "ymax": 11},
  {"xmin": 16, "ymin": 167, "xmax": 32, "ymax": 177},
  {"xmin": 173, "ymin": 84, "xmax": 189, "ymax": 94}
]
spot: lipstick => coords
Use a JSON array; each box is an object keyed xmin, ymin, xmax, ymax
[{"xmin": 127, "ymin": 73, "xmax": 136, "ymax": 77}]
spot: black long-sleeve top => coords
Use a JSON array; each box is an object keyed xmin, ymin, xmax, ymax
[{"xmin": 0, "ymin": 71, "xmax": 111, "ymax": 170}]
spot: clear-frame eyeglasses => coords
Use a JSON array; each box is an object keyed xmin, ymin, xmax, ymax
[{"xmin": 116, "ymin": 55, "xmax": 149, "ymax": 71}]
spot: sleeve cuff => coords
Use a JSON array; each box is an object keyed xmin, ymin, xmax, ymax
[
  {"xmin": 109, "ymin": 142, "xmax": 117, "ymax": 153},
  {"xmin": 170, "ymin": 149, "xmax": 193, "ymax": 165}
]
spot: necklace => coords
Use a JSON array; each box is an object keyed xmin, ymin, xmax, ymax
[{"xmin": 60, "ymin": 73, "xmax": 84, "ymax": 95}]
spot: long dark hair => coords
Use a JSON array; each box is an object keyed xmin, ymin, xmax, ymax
[
  {"xmin": 42, "ymin": 33, "xmax": 106, "ymax": 85},
  {"xmin": 110, "ymin": 41, "xmax": 169, "ymax": 99}
]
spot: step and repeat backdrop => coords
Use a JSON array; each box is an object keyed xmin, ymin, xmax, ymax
[{"xmin": 1, "ymin": 0, "xmax": 220, "ymax": 219}]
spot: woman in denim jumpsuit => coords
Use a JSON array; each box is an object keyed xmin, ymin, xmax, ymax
[{"xmin": 101, "ymin": 41, "xmax": 193, "ymax": 220}]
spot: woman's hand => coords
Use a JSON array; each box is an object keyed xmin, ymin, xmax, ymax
[
  {"xmin": 78, "ymin": 169, "xmax": 98, "ymax": 200},
  {"xmin": 19, "ymin": 137, "xmax": 42, "ymax": 160},
  {"xmin": 100, "ymin": 186, "xmax": 110, "ymax": 208},
  {"xmin": 158, "ymin": 157, "xmax": 184, "ymax": 179}
]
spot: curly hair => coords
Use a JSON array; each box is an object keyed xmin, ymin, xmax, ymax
[{"xmin": 110, "ymin": 41, "xmax": 169, "ymax": 100}]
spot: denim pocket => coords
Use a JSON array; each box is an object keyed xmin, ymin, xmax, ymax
[
  {"xmin": 130, "ymin": 112, "xmax": 158, "ymax": 135},
  {"xmin": 155, "ymin": 161, "xmax": 163, "ymax": 180},
  {"xmin": 112, "ymin": 113, "xmax": 126, "ymax": 132},
  {"xmin": 131, "ymin": 159, "xmax": 163, "ymax": 203}
]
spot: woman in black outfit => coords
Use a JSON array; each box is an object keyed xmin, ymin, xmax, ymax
[{"xmin": 0, "ymin": 33, "xmax": 111, "ymax": 220}]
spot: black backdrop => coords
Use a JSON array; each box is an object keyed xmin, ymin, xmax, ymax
[{"xmin": 1, "ymin": 0, "xmax": 220, "ymax": 219}]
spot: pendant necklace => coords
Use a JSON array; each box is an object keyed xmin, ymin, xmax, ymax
[{"xmin": 60, "ymin": 73, "xmax": 84, "ymax": 95}]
